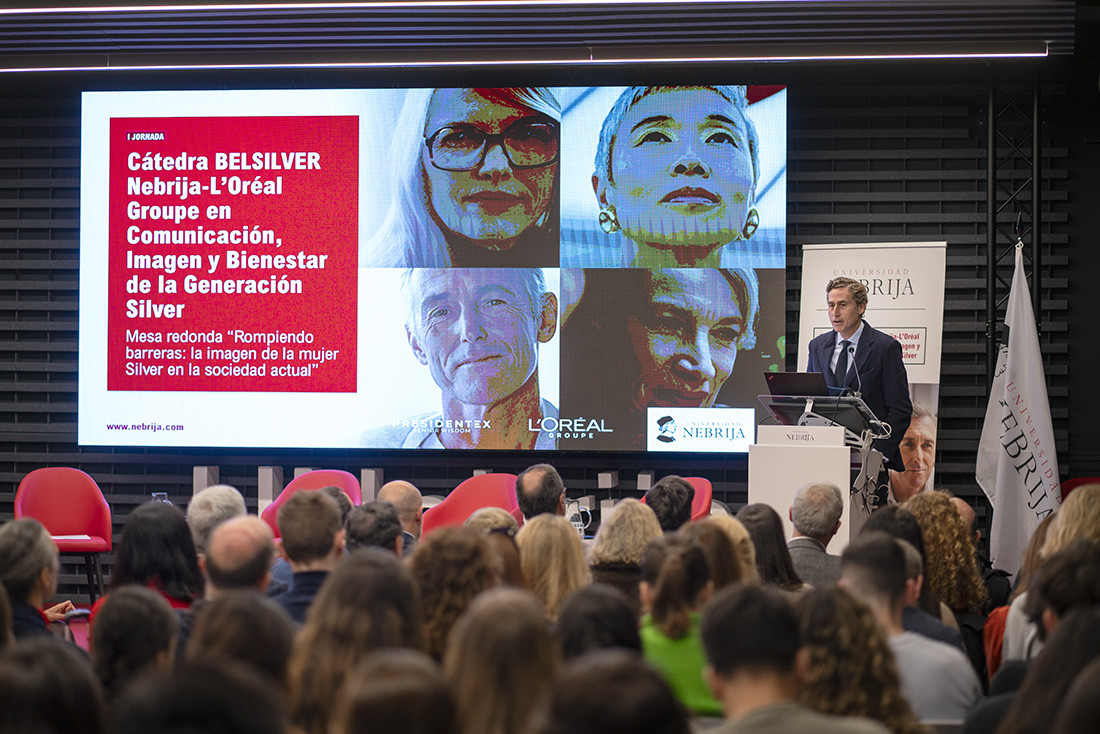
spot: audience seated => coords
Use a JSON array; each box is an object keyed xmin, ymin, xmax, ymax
[
  {"xmin": 186, "ymin": 484, "xmax": 247, "ymax": 557},
  {"xmin": 345, "ymin": 501, "xmax": 404, "ymax": 555},
  {"xmin": 587, "ymin": 498, "xmax": 663, "ymax": 615},
  {"xmin": 91, "ymin": 585, "xmax": 178, "ymax": 701},
  {"xmin": 682, "ymin": 517, "xmax": 750, "ymax": 591},
  {"xmin": 708, "ymin": 515, "xmax": 761, "ymax": 583},
  {"xmin": 700, "ymin": 583, "xmax": 890, "ymax": 733},
  {"xmin": 736, "ymin": 503, "xmax": 806, "ymax": 593},
  {"xmin": 516, "ymin": 463, "xmax": 567, "ymax": 521},
  {"xmin": 515, "ymin": 514, "xmax": 590, "ymax": 620},
  {"xmin": 112, "ymin": 660, "xmax": 286, "ymax": 734},
  {"xmin": 332, "ymin": 649, "xmax": 455, "ymax": 734},
  {"xmin": 272, "ymin": 490, "xmax": 345, "ymax": 624},
  {"xmin": 787, "ymin": 481, "xmax": 845, "ymax": 588},
  {"xmin": 187, "ymin": 590, "xmax": 296, "ymax": 691},
  {"xmin": 1002, "ymin": 483, "xmax": 1100, "ymax": 664},
  {"xmin": 0, "ymin": 582, "xmax": 11, "ymax": 651},
  {"xmin": 840, "ymin": 532, "xmax": 982, "ymax": 723},
  {"xmin": 377, "ymin": 479, "xmax": 425, "ymax": 556},
  {"xmin": 1050, "ymin": 656, "xmax": 1100, "ymax": 734},
  {"xmin": 645, "ymin": 475, "xmax": 695, "ymax": 532},
  {"xmin": 443, "ymin": 588, "xmax": 558, "ymax": 734},
  {"xmin": 639, "ymin": 533, "xmax": 722, "ymax": 717},
  {"xmin": 555, "ymin": 583, "xmax": 643, "ymax": 661},
  {"xmin": 894, "ymin": 538, "xmax": 963, "ymax": 649},
  {"xmin": 948, "ymin": 495, "xmax": 1011, "ymax": 611},
  {"xmin": 0, "ymin": 636, "xmax": 108, "ymax": 734},
  {"xmin": 796, "ymin": 587, "xmax": 925, "ymax": 734},
  {"xmin": 409, "ymin": 526, "xmax": 500, "ymax": 660},
  {"xmin": 539, "ymin": 649, "xmax": 691, "ymax": 734},
  {"xmin": 0, "ymin": 518, "xmax": 74, "ymax": 639},
  {"xmin": 96, "ymin": 502, "xmax": 203, "ymax": 619},
  {"xmin": 270, "ymin": 485, "xmax": 353, "ymax": 590},
  {"xmin": 289, "ymin": 548, "xmax": 423, "ymax": 734},
  {"xmin": 464, "ymin": 508, "xmax": 527, "ymax": 588}
]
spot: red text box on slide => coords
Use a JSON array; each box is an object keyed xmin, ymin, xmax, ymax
[{"xmin": 107, "ymin": 116, "xmax": 358, "ymax": 392}]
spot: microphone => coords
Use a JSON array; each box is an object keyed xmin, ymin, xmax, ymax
[{"xmin": 848, "ymin": 344, "xmax": 863, "ymax": 398}]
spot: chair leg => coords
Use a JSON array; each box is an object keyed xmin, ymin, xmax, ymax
[
  {"xmin": 84, "ymin": 554, "xmax": 98, "ymax": 605},
  {"xmin": 93, "ymin": 553, "xmax": 105, "ymax": 601}
]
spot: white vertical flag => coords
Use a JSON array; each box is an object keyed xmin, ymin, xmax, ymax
[{"xmin": 976, "ymin": 245, "xmax": 1061, "ymax": 575}]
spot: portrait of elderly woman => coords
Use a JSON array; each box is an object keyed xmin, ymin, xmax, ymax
[
  {"xmin": 559, "ymin": 267, "xmax": 760, "ymax": 450},
  {"xmin": 363, "ymin": 87, "xmax": 560, "ymax": 268},
  {"xmin": 559, "ymin": 85, "xmax": 786, "ymax": 269}
]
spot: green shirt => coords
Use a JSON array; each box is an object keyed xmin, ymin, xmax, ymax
[{"xmin": 640, "ymin": 612, "xmax": 723, "ymax": 717}]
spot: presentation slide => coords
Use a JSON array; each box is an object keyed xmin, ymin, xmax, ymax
[{"xmin": 79, "ymin": 86, "xmax": 787, "ymax": 451}]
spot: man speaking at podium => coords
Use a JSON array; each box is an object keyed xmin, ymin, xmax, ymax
[{"xmin": 807, "ymin": 277, "xmax": 912, "ymax": 474}]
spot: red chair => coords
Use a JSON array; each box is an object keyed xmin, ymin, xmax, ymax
[
  {"xmin": 15, "ymin": 467, "xmax": 112, "ymax": 603},
  {"xmin": 641, "ymin": 476, "xmax": 714, "ymax": 522},
  {"xmin": 421, "ymin": 473, "xmax": 521, "ymax": 536},
  {"xmin": 260, "ymin": 469, "xmax": 362, "ymax": 539},
  {"xmin": 1059, "ymin": 477, "xmax": 1100, "ymax": 502}
]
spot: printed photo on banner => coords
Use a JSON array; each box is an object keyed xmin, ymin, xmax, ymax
[
  {"xmin": 559, "ymin": 85, "xmax": 786, "ymax": 269},
  {"xmin": 357, "ymin": 268, "xmax": 561, "ymax": 449},
  {"xmin": 558, "ymin": 267, "xmax": 784, "ymax": 450},
  {"xmin": 359, "ymin": 88, "xmax": 560, "ymax": 269}
]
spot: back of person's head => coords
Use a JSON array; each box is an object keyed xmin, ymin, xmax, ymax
[
  {"xmin": 319, "ymin": 485, "xmax": 354, "ymax": 525},
  {"xmin": 641, "ymin": 534, "xmax": 710, "ymax": 639},
  {"xmin": 897, "ymin": 538, "xmax": 923, "ymax": 581},
  {"xmin": 409, "ymin": 526, "xmax": 501, "ymax": 660},
  {"xmin": 516, "ymin": 514, "xmax": 591, "ymax": 620},
  {"xmin": 791, "ymin": 482, "xmax": 844, "ymax": 541},
  {"xmin": 795, "ymin": 588, "xmax": 922, "ymax": 734},
  {"xmin": 188, "ymin": 591, "xmax": 296, "ymax": 689},
  {"xmin": 0, "ymin": 583, "xmax": 12, "ymax": 652},
  {"xmin": 997, "ymin": 606, "xmax": 1100, "ymax": 734},
  {"xmin": 701, "ymin": 583, "xmax": 801, "ymax": 677},
  {"xmin": 277, "ymin": 490, "xmax": 342, "ymax": 564},
  {"xmin": 0, "ymin": 637, "xmax": 108, "ymax": 734},
  {"xmin": 332, "ymin": 649, "xmax": 455, "ymax": 734},
  {"xmin": 1051, "ymin": 656, "xmax": 1100, "ymax": 734},
  {"xmin": 112, "ymin": 501, "xmax": 203, "ymax": 602},
  {"xmin": 1041, "ymin": 483, "xmax": 1100, "ymax": 559},
  {"xmin": 204, "ymin": 515, "xmax": 276, "ymax": 591},
  {"xmin": 91, "ymin": 585, "xmax": 178, "ymax": 700},
  {"xmin": 516, "ymin": 463, "xmax": 566, "ymax": 519},
  {"xmin": 186, "ymin": 484, "xmax": 246, "ymax": 554},
  {"xmin": 736, "ymin": 503, "xmax": 803, "ymax": 591},
  {"xmin": 709, "ymin": 515, "xmax": 761, "ymax": 583},
  {"xmin": 840, "ymin": 532, "xmax": 907, "ymax": 607},
  {"xmin": 463, "ymin": 506, "xmax": 520, "ymax": 535},
  {"xmin": 444, "ymin": 588, "xmax": 559, "ymax": 734},
  {"xmin": 112, "ymin": 660, "xmax": 286, "ymax": 734},
  {"xmin": 1014, "ymin": 512, "xmax": 1058, "ymax": 598},
  {"xmin": 862, "ymin": 505, "xmax": 926, "ymax": 554},
  {"xmin": 680, "ymin": 518, "xmax": 744, "ymax": 590},
  {"xmin": 902, "ymin": 490, "xmax": 988, "ymax": 613},
  {"xmin": 345, "ymin": 501, "xmax": 403, "ymax": 553},
  {"xmin": 290, "ymin": 548, "xmax": 424, "ymax": 734},
  {"xmin": 1025, "ymin": 539, "xmax": 1100, "ymax": 636},
  {"xmin": 646, "ymin": 476, "xmax": 695, "ymax": 532},
  {"xmin": 378, "ymin": 480, "xmax": 424, "ymax": 529},
  {"xmin": 588, "ymin": 498, "xmax": 662, "ymax": 566},
  {"xmin": 555, "ymin": 583, "xmax": 643, "ymax": 661},
  {"xmin": 0, "ymin": 517, "xmax": 56, "ymax": 603},
  {"xmin": 539, "ymin": 650, "xmax": 690, "ymax": 734}
]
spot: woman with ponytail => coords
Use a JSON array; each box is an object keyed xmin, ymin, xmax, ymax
[{"xmin": 638, "ymin": 533, "xmax": 720, "ymax": 718}]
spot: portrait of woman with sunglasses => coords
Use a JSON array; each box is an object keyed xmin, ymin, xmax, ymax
[{"xmin": 363, "ymin": 87, "xmax": 560, "ymax": 267}]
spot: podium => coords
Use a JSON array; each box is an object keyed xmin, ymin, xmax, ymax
[{"xmin": 749, "ymin": 393, "xmax": 895, "ymax": 543}]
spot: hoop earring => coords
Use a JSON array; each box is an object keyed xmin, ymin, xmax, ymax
[
  {"xmin": 598, "ymin": 208, "xmax": 620, "ymax": 234},
  {"xmin": 742, "ymin": 208, "xmax": 759, "ymax": 240}
]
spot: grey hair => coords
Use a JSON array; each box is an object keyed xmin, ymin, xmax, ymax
[
  {"xmin": 909, "ymin": 402, "xmax": 937, "ymax": 428},
  {"xmin": 593, "ymin": 85, "xmax": 760, "ymax": 196},
  {"xmin": 365, "ymin": 87, "xmax": 561, "ymax": 268},
  {"xmin": 0, "ymin": 519, "xmax": 57, "ymax": 602},
  {"xmin": 186, "ymin": 485, "xmax": 247, "ymax": 555},
  {"xmin": 646, "ymin": 268, "xmax": 759, "ymax": 351},
  {"xmin": 401, "ymin": 267, "xmax": 547, "ymax": 335},
  {"xmin": 791, "ymin": 481, "xmax": 844, "ymax": 539}
]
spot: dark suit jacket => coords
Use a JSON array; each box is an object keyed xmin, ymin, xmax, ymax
[
  {"xmin": 806, "ymin": 321, "xmax": 912, "ymax": 470},
  {"xmin": 787, "ymin": 537, "xmax": 841, "ymax": 588},
  {"xmin": 272, "ymin": 570, "xmax": 328, "ymax": 624}
]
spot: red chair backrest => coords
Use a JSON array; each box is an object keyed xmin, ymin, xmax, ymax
[
  {"xmin": 15, "ymin": 467, "xmax": 113, "ymax": 548},
  {"xmin": 421, "ymin": 473, "xmax": 521, "ymax": 536},
  {"xmin": 260, "ymin": 469, "xmax": 362, "ymax": 538},
  {"xmin": 1059, "ymin": 477, "xmax": 1100, "ymax": 503}
]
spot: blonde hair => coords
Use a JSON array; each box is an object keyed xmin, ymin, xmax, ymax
[
  {"xmin": 444, "ymin": 588, "xmax": 558, "ymax": 734},
  {"xmin": 588, "ymin": 498, "xmax": 662, "ymax": 566},
  {"xmin": 515, "ymin": 515, "xmax": 590, "ymax": 620},
  {"xmin": 464, "ymin": 507, "xmax": 520, "ymax": 535},
  {"xmin": 1041, "ymin": 484, "xmax": 1100, "ymax": 560},
  {"xmin": 902, "ymin": 492, "xmax": 988, "ymax": 613},
  {"xmin": 798, "ymin": 588, "xmax": 928, "ymax": 734},
  {"xmin": 708, "ymin": 514, "xmax": 761, "ymax": 584}
]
